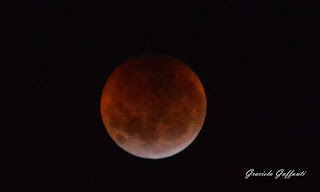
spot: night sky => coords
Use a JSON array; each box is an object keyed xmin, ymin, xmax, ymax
[{"xmin": 5, "ymin": 1, "xmax": 318, "ymax": 191}]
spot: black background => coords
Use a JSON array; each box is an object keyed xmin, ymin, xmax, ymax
[{"xmin": 4, "ymin": 1, "xmax": 319, "ymax": 191}]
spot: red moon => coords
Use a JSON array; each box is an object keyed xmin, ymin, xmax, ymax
[{"xmin": 100, "ymin": 54, "xmax": 207, "ymax": 159}]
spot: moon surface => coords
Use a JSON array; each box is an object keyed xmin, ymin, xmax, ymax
[{"xmin": 100, "ymin": 54, "xmax": 207, "ymax": 159}]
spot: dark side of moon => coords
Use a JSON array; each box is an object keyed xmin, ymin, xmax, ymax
[{"xmin": 100, "ymin": 54, "xmax": 207, "ymax": 159}]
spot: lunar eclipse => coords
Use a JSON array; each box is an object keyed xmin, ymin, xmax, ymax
[{"xmin": 100, "ymin": 54, "xmax": 207, "ymax": 159}]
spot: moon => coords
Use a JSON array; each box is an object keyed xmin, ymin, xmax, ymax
[{"xmin": 100, "ymin": 54, "xmax": 207, "ymax": 159}]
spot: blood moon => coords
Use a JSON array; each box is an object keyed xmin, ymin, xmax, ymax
[{"xmin": 100, "ymin": 54, "xmax": 207, "ymax": 159}]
